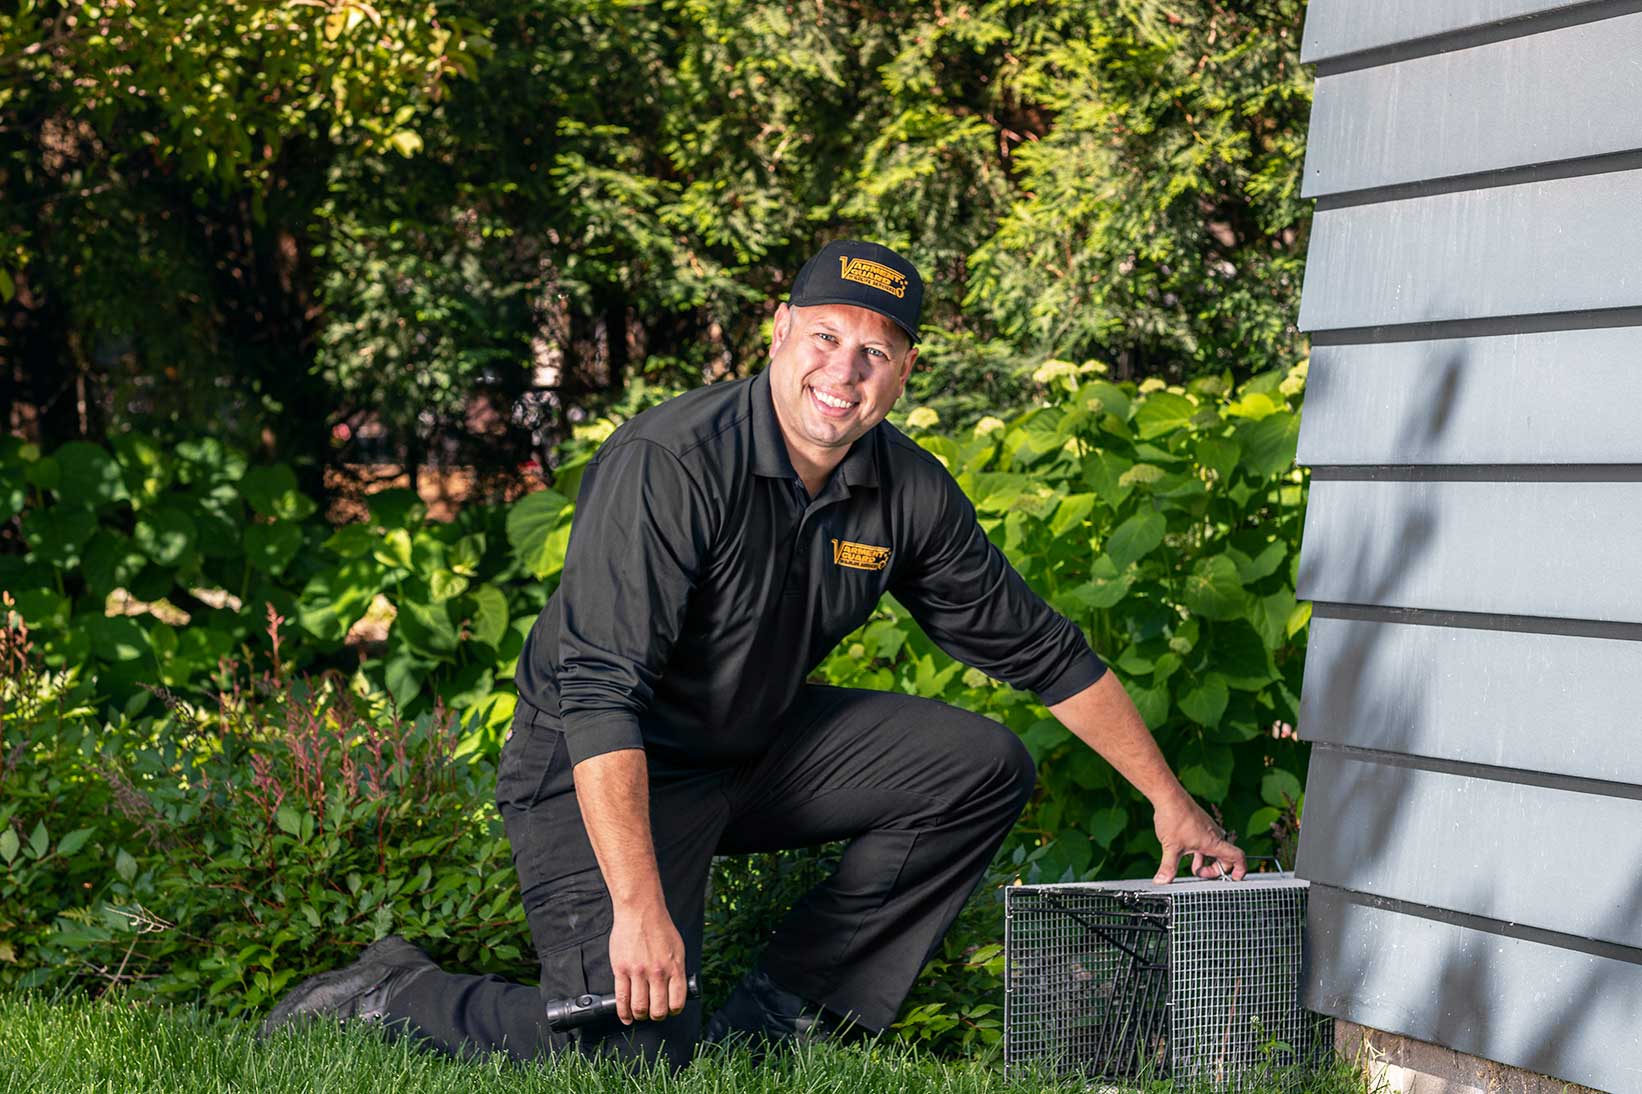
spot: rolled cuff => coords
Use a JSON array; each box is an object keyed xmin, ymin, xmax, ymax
[
  {"xmin": 1032, "ymin": 648, "xmax": 1109, "ymax": 706},
  {"xmin": 562, "ymin": 711, "xmax": 646, "ymax": 765}
]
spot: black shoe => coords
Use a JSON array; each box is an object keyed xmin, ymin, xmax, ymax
[
  {"xmin": 702, "ymin": 967, "xmax": 873, "ymax": 1050},
  {"xmin": 256, "ymin": 935, "xmax": 436, "ymax": 1039}
]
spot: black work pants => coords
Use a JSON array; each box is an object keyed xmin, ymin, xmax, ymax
[{"xmin": 384, "ymin": 684, "xmax": 1036, "ymax": 1068}]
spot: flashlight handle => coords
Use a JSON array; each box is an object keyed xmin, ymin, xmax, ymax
[{"xmin": 544, "ymin": 974, "xmax": 700, "ymax": 1031}]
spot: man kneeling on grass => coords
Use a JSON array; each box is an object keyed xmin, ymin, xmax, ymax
[{"xmin": 258, "ymin": 240, "xmax": 1246, "ymax": 1069}]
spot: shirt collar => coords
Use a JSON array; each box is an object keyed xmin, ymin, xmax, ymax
[{"xmin": 748, "ymin": 368, "xmax": 881, "ymax": 490}]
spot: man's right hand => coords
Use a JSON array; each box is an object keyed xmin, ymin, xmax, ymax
[
  {"xmin": 571, "ymin": 749, "xmax": 687, "ymax": 1025},
  {"xmin": 608, "ymin": 899, "xmax": 688, "ymax": 1025}
]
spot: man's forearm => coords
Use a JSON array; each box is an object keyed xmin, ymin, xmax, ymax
[
  {"xmin": 1047, "ymin": 670, "xmax": 1190, "ymax": 807},
  {"xmin": 572, "ymin": 748, "xmax": 668, "ymax": 912},
  {"xmin": 1049, "ymin": 669, "xmax": 1246, "ymax": 881}
]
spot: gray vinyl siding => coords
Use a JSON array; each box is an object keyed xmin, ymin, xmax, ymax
[
  {"xmin": 1299, "ymin": 169, "xmax": 1642, "ymax": 331},
  {"xmin": 1305, "ymin": 13, "xmax": 1642, "ymax": 196},
  {"xmin": 1301, "ymin": 617, "xmax": 1642, "ymax": 785},
  {"xmin": 1301, "ymin": 0, "xmax": 1602, "ymax": 65},
  {"xmin": 1302, "ymin": 331, "xmax": 1642, "ymax": 466},
  {"xmin": 1293, "ymin": 3, "xmax": 1642, "ymax": 1088},
  {"xmin": 1305, "ymin": 888, "xmax": 1642, "ymax": 1094}
]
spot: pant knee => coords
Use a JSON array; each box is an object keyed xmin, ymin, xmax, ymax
[{"xmin": 964, "ymin": 720, "xmax": 1037, "ymax": 815}]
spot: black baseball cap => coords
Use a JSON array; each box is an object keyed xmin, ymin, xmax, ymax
[{"xmin": 788, "ymin": 239, "xmax": 924, "ymax": 345}]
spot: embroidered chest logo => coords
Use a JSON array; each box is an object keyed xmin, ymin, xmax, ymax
[
  {"xmin": 837, "ymin": 257, "xmax": 908, "ymax": 299},
  {"xmin": 832, "ymin": 538, "xmax": 892, "ymax": 571}
]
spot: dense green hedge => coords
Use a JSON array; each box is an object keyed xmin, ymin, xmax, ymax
[{"xmin": 0, "ymin": 360, "xmax": 1309, "ymax": 1054}]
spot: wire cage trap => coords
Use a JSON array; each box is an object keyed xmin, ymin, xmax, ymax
[{"xmin": 1003, "ymin": 873, "xmax": 1326, "ymax": 1089}]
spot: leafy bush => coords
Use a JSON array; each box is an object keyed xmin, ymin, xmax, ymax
[
  {"xmin": 0, "ymin": 431, "xmax": 550, "ymax": 748},
  {"xmin": 1, "ymin": 608, "xmax": 528, "ymax": 1012},
  {"xmin": 2, "ymin": 358, "xmax": 1309, "ymax": 1055},
  {"xmin": 870, "ymin": 359, "xmax": 1311, "ymax": 1052}
]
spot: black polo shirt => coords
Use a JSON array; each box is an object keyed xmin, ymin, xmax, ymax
[{"xmin": 514, "ymin": 368, "xmax": 1106, "ymax": 771}]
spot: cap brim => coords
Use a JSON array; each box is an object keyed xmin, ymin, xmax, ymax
[{"xmin": 786, "ymin": 293, "xmax": 921, "ymax": 344}]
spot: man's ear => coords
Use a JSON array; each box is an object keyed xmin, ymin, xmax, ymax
[
  {"xmin": 769, "ymin": 302, "xmax": 793, "ymax": 359},
  {"xmin": 896, "ymin": 345, "xmax": 920, "ymax": 395}
]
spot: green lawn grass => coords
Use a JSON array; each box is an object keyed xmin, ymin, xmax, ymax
[{"xmin": 0, "ymin": 993, "xmax": 1370, "ymax": 1094}]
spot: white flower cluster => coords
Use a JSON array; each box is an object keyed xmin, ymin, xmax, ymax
[{"xmin": 905, "ymin": 406, "xmax": 940, "ymax": 430}]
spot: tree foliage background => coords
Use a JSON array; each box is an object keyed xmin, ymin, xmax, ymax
[{"xmin": 2, "ymin": 0, "xmax": 1310, "ymax": 500}]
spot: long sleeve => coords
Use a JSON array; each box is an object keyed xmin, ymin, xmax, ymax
[
  {"xmin": 891, "ymin": 468, "xmax": 1106, "ymax": 704},
  {"xmin": 554, "ymin": 438, "xmax": 713, "ymax": 764}
]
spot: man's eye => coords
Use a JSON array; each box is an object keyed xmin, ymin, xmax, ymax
[
  {"xmin": 867, "ymin": 347, "xmax": 887, "ymax": 359},
  {"xmin": 814, "ymin": 332, "xmax": 837, "ymax": 343}
]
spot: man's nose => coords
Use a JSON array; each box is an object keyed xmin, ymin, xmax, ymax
[{"xmin": 821, "ymin": 351, "xmax": 868, "ymax": 382}]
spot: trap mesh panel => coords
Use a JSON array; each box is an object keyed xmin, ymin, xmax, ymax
[{"xmin": 1004, "ymin": 874, "xmax": 1323, "ymax": 1089}]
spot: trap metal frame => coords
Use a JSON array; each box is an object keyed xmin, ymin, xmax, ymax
[{"xmin": 1003, "ymin": 873, "xmax": 1325, "ymax": 1089}]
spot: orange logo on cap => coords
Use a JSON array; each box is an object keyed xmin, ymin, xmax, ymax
[{"xmin": 838, "ymin": 257, "xmax": 907, "ymax": 299}]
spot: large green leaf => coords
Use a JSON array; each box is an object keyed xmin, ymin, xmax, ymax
[
  {"xmin": 1179, "ymin": 674, "xmax": 1229, "ymax": 727},
  {"xmin": 10, "ymin": 588, "xmax": 68, "ymax": 630},
  {"xmin": 81, "ymin": 531, "xmax": 149, "ymax": 597},
  {"xmin": 1227, "ymin": 537, "xmax": 1286, "ymax": 583},
  {"xmin": 1261, "ymin": 769, "xmax": 1303, "ymax": 808},
  {"xmin": 448, "ymin": 532, "xmax": 487, "ymax": 576},
  {"xmin": 189, "ymin": 484, "xmax": 244, "ymax": 559},
  {"xmin": 323, "ymin": 523, "xmax": 378, "ymax": 559},
  {"xmin": 1048, "ymin": 493, "xmax": 1095, "ymax": 538},
  {"xmin": 373, "ymin": 528, "xmax": 415, "ymax": 571},
  {"xmin": 245, "ymin": 520, "xmax": 303, "ymax": 576},
  {"xmin": 1195, "ymin": 435, "xmax": 1240, "ymax": 481},
  {"xmin": 85, "ymin": 615, "xmax": 149, "ymax": 662},
  {"xmin": 1080, "ymin": 450, "xmax": 1134, "ymax": 506},
  {"xmin": 22, "ymin": 506, "xmax": 98, "ymax": 568},
  {"xmin": 0, "ymin": 465, "xmax": 25, "ymax": 524},
  {"xmin": 1183, "ymin": 555, "xmax": 1247, "ymax": 620},
  {"xmin": 1212, "ymin": 621, "xmax": 1279, "ymax": 689},
  {"xmin": 1236, "ymin": 410, "xmax": 1300, "ymax": 477},
  {"xmin": 506, "ymin": 490, "xmax": 574, "ymax": 580},
  {"xmin": 110, "ymin": 434, "xmax": 173, "ymax": 505},
  {"xmin": 467, "ymin": 583, "xmax": 509, "ymax": 648},
  {"xmin": 1104, "ymin": 510, "xmax": 1165, "ymax": 569},
  {"xmin": 1247, "ymin": 588, "xmax": 1298, "ymax": 650},
  {"xmin": 297, "ymin": 558, "xmax": 385, "ymax": 642},
  {"xmin": 133, "ymin": 505, "xmax": 198, "ymax": 567},
  {"xmin": 1064, "ymin": 556, "xmax": 1133, "ymax": 612},
  {"xmin": 366, "ymin": 488, "xmax": 426, "ymax": 530},
  {"xmin": 240, "ymin": 464, "xmax": 318, "ymax": 521},
  {"xmin": 1086, "ymin": 806, "xmax": 1127, "ymax": 848},
  {"xmin": 383, "ymin": 650, "xmax": 432, "ymax": 709},
  {"xmin": 1133, "ymin": 392, "xmax": 1196, "ymax": 439},
  {"xmin": 54, "ymin": 442, "xmax": 127, "ymax": 510},
  {"xmin": 396, "ymin": 596, "xmax": 459, "ymax": 658},
  {"xmin": 1083, "ymin": 380, "xmax": 1132, "ymax": 422},
  {"xmin": 1123, "ymin": 677, "xmax": 1169, "ymax": 729},
  {"xmin": 1177, "ymin": 740, "xmax": 1234, "ymax": 803}
]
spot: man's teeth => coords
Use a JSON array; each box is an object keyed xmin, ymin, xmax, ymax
[{"xmin": 813, "ymin": 390, "xmax": 856, "ymax": 410}]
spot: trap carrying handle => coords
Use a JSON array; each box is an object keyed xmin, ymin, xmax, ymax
[
  {"xmin": 1176, "ymin": 828, "xmax": 1286, "ymax": 877},
  {"xmin": 544, "ymin": 974, "xmax": 700, "ymax": 1031}
]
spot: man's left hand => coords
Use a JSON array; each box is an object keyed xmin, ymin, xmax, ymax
[{"xmin": 1150, "ymin": 791, "xmax": 1247, "ymax": 883}]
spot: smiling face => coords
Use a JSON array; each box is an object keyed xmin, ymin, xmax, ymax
[{"xmin": 766, "ymin": 302, "xmax": 918, "ymax": 488}]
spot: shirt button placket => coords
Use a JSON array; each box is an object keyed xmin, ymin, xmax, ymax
[{"xmin": 784, "ymin": 479, "xmax": 808, "ymax": 597}]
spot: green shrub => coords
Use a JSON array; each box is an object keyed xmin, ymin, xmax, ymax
[
  {"xmin": 0, "ymin": 606, "xmax": 529, "ymax": 1011},
  {"xmin": 2, "ymin": 357, "xmax": 1309, "ymax": 1055},
  {"xmin": 0, "ymin": 432, "xmax": 544, "ymax": 741},
  {"xmin": 870, "ymin": 360, "xmax": 1311, "ymax": 1053}
]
